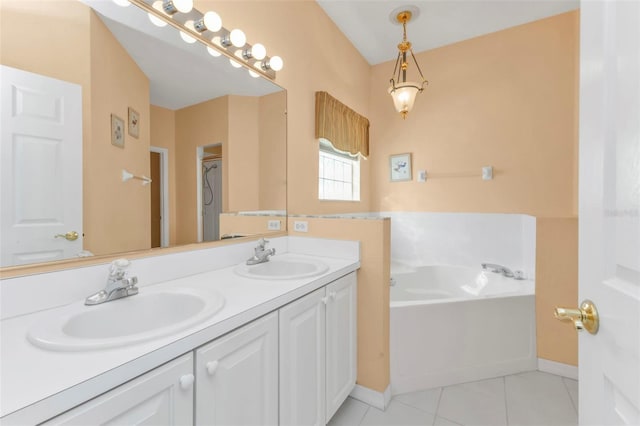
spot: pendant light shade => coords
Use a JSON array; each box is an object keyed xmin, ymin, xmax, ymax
[
  {"xmin": 387, "ymin": 9, "xmax": 428, "ymax": 119},
  {"xmin": 388, "ymin": 82, "xmax": 421, "ymax": 118}
]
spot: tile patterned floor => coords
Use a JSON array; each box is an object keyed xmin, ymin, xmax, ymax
[{"xmin": 329, "ymin": 371, "xmax": 578, "ymax": 426}]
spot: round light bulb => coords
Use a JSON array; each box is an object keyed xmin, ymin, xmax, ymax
[
  {"xmin": 180, "ymin": 21, "xmax": 196, "ymax": 44},
  {"xmin": 251, "ymin": 43, "xmax": 266, "ymax": 60},
  {"xmin": 203, "ymin": 11, "xmax": 222, "ymax": 32},
  {"xmin": 173, "ymin": 0, "xmax": 193, "ymax": 13},
  {"xmin": 268, "ymin": 55, "xmax": 283, "ymax": 71},
  {"xmin": 248, "ymin": 70, "xmax": 260, "ymax": 78},
  {"xmin": 113, "ymin": 0, "xmax": 131, "ymax": 6},
  {"xmin": 229, "ymin": 58, "xmax": 242, "ymax": 68},
  {"xmin": 148, "ymin": 1, "xmax": 168, "ymax": 27},
  {"xmin": 180, "ymin": 31, "xmax": 196, "ymax": 43},
  {"xmin": 229, "ymin": 29, "xmax": 246, "ymax": 47},
  {"xmin": 207, "ymin": 46, "xmax": 221, "ymax": 57}
]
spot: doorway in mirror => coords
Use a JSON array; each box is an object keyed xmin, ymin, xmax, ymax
[
  {"xmin": 200, "ymin": 144, "xmax": 223, "ymax": 242},
  {"xmin": 149, "ymin": 147, "xmax": 169, "ymax": 248}
]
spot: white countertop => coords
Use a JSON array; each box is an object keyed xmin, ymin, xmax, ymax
[{"xmin": 0, "ymin": 252, "xmax": 359, "ymax": 424}]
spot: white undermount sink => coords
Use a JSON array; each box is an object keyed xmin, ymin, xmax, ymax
[
  {"xmin": 234, "ymin": 256, "xmax": 329, "ymax": 280},
  {"xmin": 27, "ymin": 285, "xmax": 225, "ymax": 351}
]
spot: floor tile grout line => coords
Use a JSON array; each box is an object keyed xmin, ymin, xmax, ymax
[
  {"xmin": 391, "ymin": 397, "xmax": 438, "ymax": 418},
  {"xmin": 503, "ymin": 375, "xmax": 511, "ymax": 426},
  {"xmin": 432, "ymin": 387, "xmax": 444, "ymax": 426},
  {"xmin": 561, "ymin": 377, "xmax": 579, "ymax": 416},
  {"xmin": 357, "ymin": 404, "xmax": 370, "ymax": 426}
]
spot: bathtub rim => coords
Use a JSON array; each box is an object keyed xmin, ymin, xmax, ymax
[{"xmin": 390, "ymin": 263, "xmax": 535, "ymax": 307}]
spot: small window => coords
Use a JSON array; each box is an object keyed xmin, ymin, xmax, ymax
[{"xmin": 318, "ymin": 139, "xmax": 360, "ymax": 201}]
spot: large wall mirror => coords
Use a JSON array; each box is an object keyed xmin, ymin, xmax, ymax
[{"xmin": 0, "ymin": 0, "xmax": 286, "ymax": 268}]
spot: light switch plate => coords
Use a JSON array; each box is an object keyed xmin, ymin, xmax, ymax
[{"xmin": 482, "ymin": 166, "xmax": 493, "ymax": 180}]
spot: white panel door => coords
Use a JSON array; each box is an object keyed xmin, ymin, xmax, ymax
[
  {"xmin": 326, "ymin": 272, "xmax": 357, "ymax": 422},
  {"xmin": 280, "ymin": 288, "xmax": 326, "ymax": 426},
  {"xmin": 42, "ymin": 354, "xmax": 194, "ymax": 425},
  {"xmin": 196, "ymin": 312, "xmax": 278, "ymax": 426},
  {"xmin": 0, "ymin": 65, "xmax": 82, "ymax": 266},
  {"xmin": 579, "ymin": 1, "xmax": 640, "ymax": 425}
]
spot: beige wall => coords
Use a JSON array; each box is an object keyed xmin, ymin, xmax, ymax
[
  {"xmin": 536, "ymin": 218, "xmax": 578, "ymax": 366},
  {"xmin": 154, "ymin": 93, "xmax": 284, "ymax": 245},
  {"xmin": 259, "ymin": 92, "xmax": 287, "ymax": 210},
  {"xmin": 369, "ymin": 11, "xmax": 579, "ymax": 217},
  {"xmin": 86, "ymin": 13, "xmax": 151, "ymax": 255},
  {"xmin": 288, "ymin": 217, "xmax": 391, "ymax": 392},
  {"xmin": 174, "ymin": 96, "xmax": 229, "ymax": 244},
  {"xmin": 227, "ymin": 96, "xmax": 260, "ymax": 211},
  {"xmin": 150, "ymin": 105, "xmax": 177, "ymax": 246}
]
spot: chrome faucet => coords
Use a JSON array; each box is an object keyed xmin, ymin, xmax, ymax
[
  {"xmin": 85, "ymin": 259, "xmax": 139, "ymax": 306},
  {"xmin": 481, "ymin": 263, "xmax": 515, "ymax": 278},
  {"xmin": 246, "ymin": 238, "xmax": 276, "ymax": 265}
]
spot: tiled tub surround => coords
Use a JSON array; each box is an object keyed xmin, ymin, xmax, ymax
[
  {"xmin": 313, "ymin": 212, "xmax": 536, "ymax": 279},
  {"xmin": 383, "ymin": 212, "xmax": 536, "ymax": 279},
  {"xmin": 0, "ymin": 236, "xmax": 359, "ymax": 424}
]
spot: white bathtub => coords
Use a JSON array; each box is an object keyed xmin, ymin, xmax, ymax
[{"xmin": 390, "ymin": 265, "xmax": 537, "ymax": 394}]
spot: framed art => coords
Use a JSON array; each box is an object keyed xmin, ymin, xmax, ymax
[
  {"xmin": 390, "ymin": 153, "xmax": 412, "ymax": 182},
  {"xmin": 111, "ymin": 114, "xmax": 124, "ymax": 148},
  {"xmin": 128, "ymin": 107, "xmax": 140, "ymax": 138}
]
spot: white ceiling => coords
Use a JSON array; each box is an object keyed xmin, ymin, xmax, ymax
[{"xmin": 317, "ymin": 0, "xmax": 579, "ymax": 65}]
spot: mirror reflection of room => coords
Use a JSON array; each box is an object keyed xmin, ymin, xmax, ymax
[{"xmin": 0, "ymin": 0, "xmax": 286, "ymax": 267}]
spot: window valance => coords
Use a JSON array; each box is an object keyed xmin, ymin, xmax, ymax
[{"xmin": 315, "ymin": 91, "xmax": 369, "ymax": 157}]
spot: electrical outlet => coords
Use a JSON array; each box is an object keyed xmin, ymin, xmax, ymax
[
  {"xmin": 294, "ymin": 221, "xmax": 309, "ymax": 232},
  {"xmin": 267, "ymin": 220, "xmax": 281, "ymax": 230}
]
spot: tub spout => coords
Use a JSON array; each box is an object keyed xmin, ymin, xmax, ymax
[{"xmin": 481, "ymin": 263, "xmax": 514, "ymax": 278}]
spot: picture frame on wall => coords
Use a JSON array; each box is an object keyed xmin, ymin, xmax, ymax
[
  {"xmin": 128, "ymin": 107, "xmax": 140, "ymax": 139},
  {"xmin": 390, "ymin": 153, "xmax": 412, "ymax": 182},
  {"xmin": 111, "ymin": 114, "xmax": 124, "ymax": 148}
]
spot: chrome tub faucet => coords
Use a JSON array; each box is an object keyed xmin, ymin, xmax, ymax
[
  {"xmin": 481, "ymin": 262, "xmax": 522, "ymax": 279},
  {"xmin": 246, "ymin": 238, "xmax": 276, "ymax": 265},
  {"xmin": 85, "ymin": 259, "xmax": 139, "ymax": 305}
]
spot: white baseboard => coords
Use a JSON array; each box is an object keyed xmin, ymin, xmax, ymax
[
  {"xmin": 350, "ymin": 384, "xmax": 392, "ymax": 411},
  {"xmin": 538, "ymin": 358, "xmax": 578, "ymax": 380}
]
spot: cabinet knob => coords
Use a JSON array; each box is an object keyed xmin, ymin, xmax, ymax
[
  {"xmin": 206, "ymin": 360, "xmax": 219, "ymax": 376},
  {"xmin": 329, "ymin": 291, "xmax": 336, "ymax": 300},
  {"xmin": 321, "ymin": 296, "xmax": 329, "ymax": 305},
  {"xmin": 179, "ymin": 373, "xmax": 194, "ymax": 390}
]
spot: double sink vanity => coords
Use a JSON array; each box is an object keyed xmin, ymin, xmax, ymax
[{"xmin": 0, "ymin": 236, "xmax": 360, "ymax": 425}]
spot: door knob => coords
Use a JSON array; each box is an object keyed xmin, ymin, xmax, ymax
[
  {"xmin": 554, "ymin": 299, "xmax": 599, "ymax": 334},
  {"xmin": 54, "ymin": 231, "xmax": 79, "ymax": 241}
]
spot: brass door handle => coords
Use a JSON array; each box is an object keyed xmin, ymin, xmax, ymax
[
  {"xmin": 54, "ymin": 231, "xmax": 79, "ymax": 241},
  {"xmin": 554, "ymin": 299, "xmax": 599, "ymax": 334}
]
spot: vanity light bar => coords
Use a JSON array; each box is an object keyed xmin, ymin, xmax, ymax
[{"xmin": 127, "ymin": 0, "xmax": 280, "ymax": 80}]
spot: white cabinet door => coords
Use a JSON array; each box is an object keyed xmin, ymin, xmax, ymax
[
  {"xmin": 279, "ymin": 288, "xmax": 326, "ymax": 426},
  {"xmin": 325, "ymin": 272, "xmax": 357, "ymax": 422},
  {"xmin": 196, "ymin": 312, "xmax": 278, "ymax": 426},
  {"xmin": 43, "ymin": 354, "xmax": 194, "ymax": 425}
]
